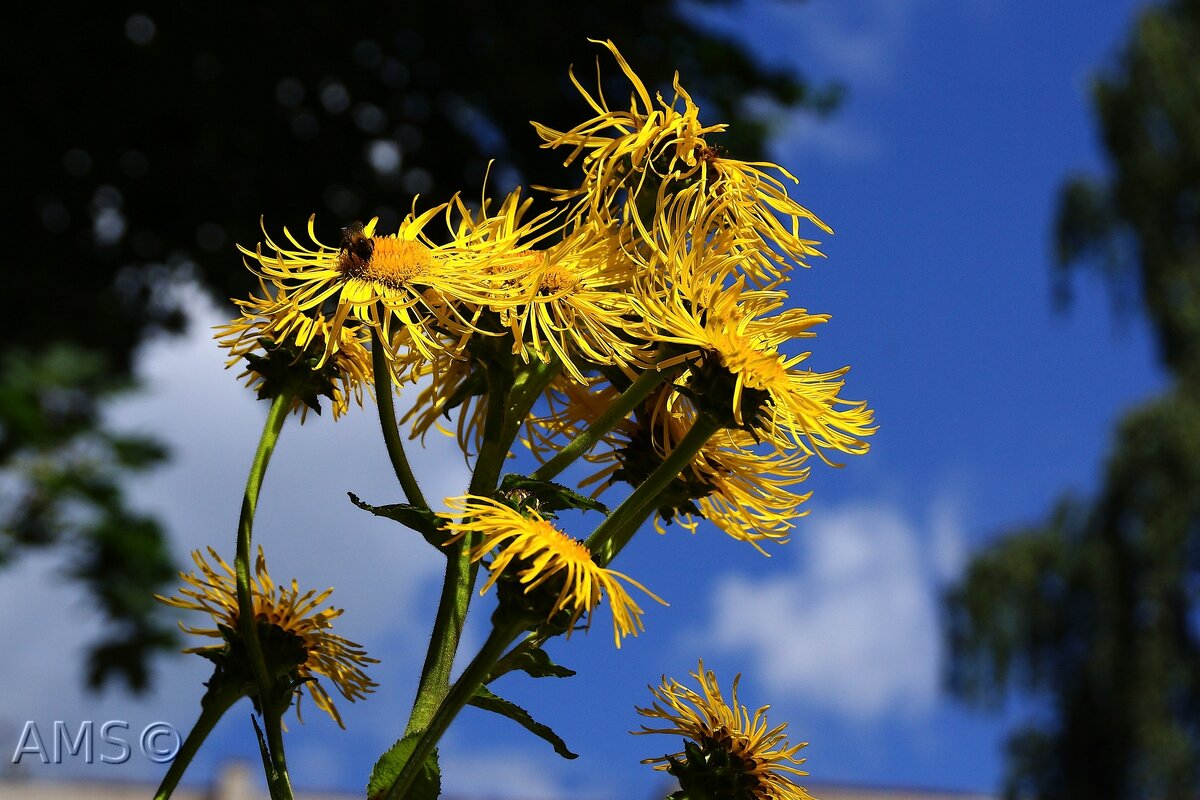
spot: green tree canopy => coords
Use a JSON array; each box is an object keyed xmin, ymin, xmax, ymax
[{"xmin": 945, "ymin": 2, "xmax": 1200, "ymax": 797}]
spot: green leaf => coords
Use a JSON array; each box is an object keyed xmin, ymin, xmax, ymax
[
  {"xmin": 367, "ymin": 733, "xmax": 441, "ymax": 800},
  {"xmin": 348, "ymin": 493, "xmax": 448, "ymax": 550},
  {"xmin": 499, "ymin": 474, "xmax": 610, "ymax": 516},
  {"xmin": 489, "ymin": 645, "xmax": 576, "ymax": 682},
  {"xmin": 469, "ymin": 686, "xmax": 578, "ymax": 760}
]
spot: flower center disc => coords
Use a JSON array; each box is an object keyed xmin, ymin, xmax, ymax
[{"xmin": 342, "ymin": 238, "xmax": 435, "ymax": 288}]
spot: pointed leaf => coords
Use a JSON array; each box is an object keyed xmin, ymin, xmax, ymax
[
  {"xmin": 367, "ymin": 732, "xmax": 440, "ymax": 800},
  {"xmin": 469, "ymin": 686, "xmax": 578, "ymax": 760},
  {"xmin": 500, "ymin": 474, "xmax": 610, "ymax": 516},
  {"xmin": 489, "ymin": 645, "xmax": 576, "ymax": 682},
  {"xmin": 349, "ymin": 493, "xmax": 448, "ymax": 550}
]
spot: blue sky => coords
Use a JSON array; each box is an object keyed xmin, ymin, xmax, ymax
[{"xmin": 0, "ymin": 1, "xmax": 1168, "ymax": 797}]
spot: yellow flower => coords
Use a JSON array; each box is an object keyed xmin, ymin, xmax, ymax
[
  {"xmin": 530, "ymin": 379, "xmax": 814, "ymax": 552},
  {"xmin": 535, "ymin": 39, "xmax": 829, "ymax": 283},
  {"xmin": 636, "ymin": 254, "xmax": 875, "ymax": 463},
  {"xmin": 157, "ymin": 547, "xmax": 378, "ymax": 728},
  {"xmin": 621, "ymin": 389, "xmax": 815, "ymax": 550},
  {"xmin": 636, "ymin": 660, "xmax": 814, "ymax": 800},
  {"xmin": 438, "ymin": 495, "xmax": 664, "ymax": 647},
  {"xmin": 215, "ymin": 279, "xmax": 373, "ymax": 421},
  {"xmin": 240, "ymin": 189, "xmax": 553, "ymax": 370},
  {"xmin": 495, "ymin": 223, "xmax": 650, "ymax": 382},
  {"xmin": 533, "ymin": 39, "xmax": 723, "ymax": 216}
]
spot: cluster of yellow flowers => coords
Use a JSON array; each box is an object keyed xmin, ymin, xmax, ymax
[
  {"xmin": 219, "ymin": 39, "xmax": 873, "ymax": 542},
  {"xmin": 164, "ymin": 40, "xmax": 872, "ymax": 800}
]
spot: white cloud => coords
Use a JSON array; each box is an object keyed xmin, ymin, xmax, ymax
[
  {"xmin": 774, "ymin": 114, "xmax": 882, "ymax": 165},
  {"xmin": 105, "ymin": 284, "xmax": 468, "ymax": 641},
  {"xmin": 697, "ymin": 502, "xmax": 961, "ymax": 721},
  {"xmin": 687, "ymin": 0, "xmax": 931, "ymax": 87},
  {"xmin": 0, "ymin": 283, "xmax": 472, "ymax": 786}
]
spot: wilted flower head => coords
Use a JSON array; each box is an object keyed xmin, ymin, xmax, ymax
[
  {"xmin": 157, "ymin": 547, "xmax": 377, "ymax": 728},
  {"xmin": 636, "ymin": 660, "xmax": 813, "ymax": 800},
  {"xmin": 535, "ymin": 39, "xmax": 829, "ymax": 283},
  {"xmin": 215, "ymin": 279, "xmax": 372, "ymax": 421}
]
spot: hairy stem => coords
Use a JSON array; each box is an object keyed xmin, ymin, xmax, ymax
[
  {"xmin": 387, "ymin": 621, "xmax": 524, "ymax": 800},
  {"xmin": 405, "ymin": 357, "xmax": 559, "ymax": 734},
  {"xmin": 372, "ymin": 329, "xmax": 428, "ymax": 509},
  {"xmin": 531, "ymin": 363, "xmax": 675, "ymax": 482}
]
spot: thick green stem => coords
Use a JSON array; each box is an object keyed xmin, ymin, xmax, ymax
[
  {"xmin": 403, "ymin": 373, "xmax": 508, "ymax": 735},
  {"xmin": 233, "ymin": 392, "xmax": 292, "ymax": 799},
  {"xmin": 153, "ymin": 685, "xmax": 241, "ymax": 800},
  {"xmin": 405, "ymin": 539, "xmax": 473, "ymax": 735},
  {"xmin": 405, "ymin": 357, "xmax": 559, "ymax": 735},
  {"xmin": 387, "ymin": 621, "xmax": 524, "ymax": 800},
  {"xmin": 263, "ymin": 703, "xmax": 294, "ymax": 800},
  {"xmin": 532, "ymin": 364, "xmax": 675, "ymax": 482},
  {"xmin": 586, "ymin": 414, "xmax": 721, "ymax": 567},
  {"xmin": 372, "ymin": 329, "xmax": 428, "ymax": 509}
]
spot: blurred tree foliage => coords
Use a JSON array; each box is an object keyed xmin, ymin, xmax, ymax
[
  {"xmin": 944, "ymin": 1, "xmax": 1200, "ymax": 797},
  {"xmin": 6, "ymin": 3, "xmax": 835, "ymax": 691}
]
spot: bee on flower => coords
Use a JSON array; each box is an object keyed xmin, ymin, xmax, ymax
[{"xmin": 237, "ymin": 189, "xmax": 557, "ymax": 373}]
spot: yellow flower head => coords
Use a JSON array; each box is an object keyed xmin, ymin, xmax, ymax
[
  {"xmin": 495, "ymin": 223, "xmax": 650, "ymax": 382},
  {"xmin": 638, "ymin": 257, "xmax": 875, "ymax": 464},
  {"xmin": 240, "ymin": 189, "xmax": 553, "ymax": 370},
  {"xmin": 438, "ymin": 495, "xmax": 664, "ymax": 647},
  {"xmin": 636, "ymin": 660, "xmax": 813, "ymax": 800},
  {"xmin": 157, "ymin": 547, "xmax": 378, "ymax": 728},
  {"xmin": 536, "ymin": 40, "xmax": 830, "ymax": 283},
  {"xmin": 529, "ymin": 379, "xmax": 814, "ymax": 552},
  {"xmin": 215, "ymin": 279, "xmax": 373, "ymax": 421},
  {"xmin": 622, "ymin": 389, "xmax": 815, "ymax": 550}
]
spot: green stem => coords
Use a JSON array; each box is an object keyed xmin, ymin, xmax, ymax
[
  {"xmin": 531, "ymin": 363, "xmax": 674, "ymax": 482},
  {"xmin": 386, "ymin": 622, "xmax": 524, "ymax": 800},
  {"xmin": 404, "ymin": 362, "xmax": 513, "ymax": 735},
  {"xmin": 405, "ymin": 540, "xmax": 472, "ymax": 735},
  {"xmin": 263, "ymin": 703, "xmax": 294, "ymax": 800},
  {"xmin": 233, "ymin": 392, "xmax": 292, "ymax": 798},
  {"xmin": 404, "ymin": 357, "xmax": 560, "ymax": 735},
  {"xmin": 153, "ymin": 685, "xmax": 241, "ymax": 800},
  {"xmin": 586, "ymin": 413, "xmax": 721, "ymax": 567},
  {"xmin": 372, "ymin": 329, "xmax": 428, "ymax": 509}
]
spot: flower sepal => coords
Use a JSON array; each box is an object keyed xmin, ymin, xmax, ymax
[
  {"xmin": 241, "ymin": 337, "xmax": 344, "ymax": 416},
  {"xmin": 677, "ymin": 352, "xmax": 771, "ymax": 437},
  {"xmin": 663, "ymin": 737, "xmax": 768, "ymax": 800},
  {"xmin": 490, "ymin": 562, "xmax": 579, "ymax": 638},
  {"xmin": 191, "ymin": 618, "xmax": 311, "ymax": 717}
]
